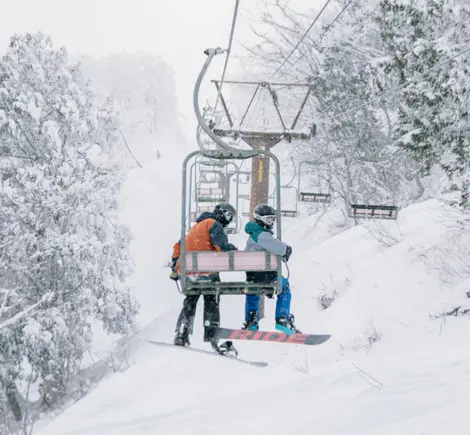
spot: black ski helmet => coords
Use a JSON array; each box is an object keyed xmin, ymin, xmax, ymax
[
  {"xmin": 253, "ymin": 204, "xmax": 276, "ymax": 229},
  {"xmin": 214, "ymin": 202, "xmax": 236, "ymax": 227}
]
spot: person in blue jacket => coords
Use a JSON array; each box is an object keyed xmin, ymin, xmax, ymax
[{"xmin": 242, "ymin": 204, "xmax": 301, "ymax": 335}]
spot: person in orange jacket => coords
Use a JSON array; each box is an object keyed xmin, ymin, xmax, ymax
[{"xmin": 171, "ymin": 202, "xmax": 237, "ymax": 346}]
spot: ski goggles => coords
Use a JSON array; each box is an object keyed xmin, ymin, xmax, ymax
[
  {"xmin": 254, "ymin": 213, "xmax": 276, "ymax": 225},
  {"xmin": 221, "ymin": 208, "xmax": 235, "ymax": 223}
]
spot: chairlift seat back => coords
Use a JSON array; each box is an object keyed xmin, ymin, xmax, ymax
[
  {"xmin": 281, "ymin": 210, "xmax": 298, "ymax": 217},
  {"xmin": 185, "ymin": 251, "xmax": 278, "ymax": 273},
  {"xmin": 300, "ymin": 192, "xmax": 331, "ymax": 203},
  {"xmin": 198, "ymin": 187, "xmax": 224, "ymax": 196},
  {"xmin": 182, "ymin": 251, "xmax": 281, "ymax": 296},
  {"xmin": 349, "ymin": 204, "xmax": 398, "ymax": 220}
]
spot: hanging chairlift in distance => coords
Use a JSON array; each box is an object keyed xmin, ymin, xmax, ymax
[
  {"xmin": 280, "ymin": 185, "xmax": 299, "ymax": 217},
  {"xmin": 187, "ymin": 158, "xmax": 241, "ymax": 232},
  {"xmin": 346, "ymin": 161, "xmax": 399, "ymax": 220},
  {"xmin": 348, "ymin": 204, "xmax": 398, "ymax": 220},
  {"xmin": 198, "ymin": 160, "xmax": 242, "ymax": 234},
  {"xmin": 297, "ymin": 161, "xmax": 332, "ymax": 204}
]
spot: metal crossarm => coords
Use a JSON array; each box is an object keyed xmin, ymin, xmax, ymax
[{"xmin": 209, "ymin": 79, "xmax": 315, "ymax": 141}]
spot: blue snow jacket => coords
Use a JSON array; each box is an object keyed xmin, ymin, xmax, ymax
[{"xmin": 244, "ymin": 221, "xmax": 288, "ymax": 283}]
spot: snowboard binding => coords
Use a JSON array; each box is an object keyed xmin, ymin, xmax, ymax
[
  {"xmin": 211, "ymin": 340, "xmax": 238, "ymax": 357},
  {"xmin": 204, "ymin": 322, "xmax": 239, "ymax": 357}
]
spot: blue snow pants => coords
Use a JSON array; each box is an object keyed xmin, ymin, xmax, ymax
[{"xmin": 244, "ymin": 276, "xmax": 291, "ymax": 321}]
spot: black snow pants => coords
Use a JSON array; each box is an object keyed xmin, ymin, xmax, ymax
[{"xmin": 175, "ymin": 275, "xmax": 220, "ymax": 341}]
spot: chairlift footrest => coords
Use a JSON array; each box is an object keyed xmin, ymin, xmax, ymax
[
  {"xmin": 197, "ymin": 197, "xmax": 229, "ymax": 203},
  {"xmin": 183, "ymin": 285, "xmax": 276, "ymax": 297}
]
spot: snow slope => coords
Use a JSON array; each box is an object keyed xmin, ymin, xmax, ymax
[{"xmin": 37, "ymin": 156, "xmax": 470, "ymax": 435}]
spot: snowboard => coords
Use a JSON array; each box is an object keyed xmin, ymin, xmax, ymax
[
  {"xmin": 140, "ymin": 339, "xmax": 268, "ymax": 367},
  {"xmin": 214, "ymin": 327, "xmax": 331, "ymax": 346}
]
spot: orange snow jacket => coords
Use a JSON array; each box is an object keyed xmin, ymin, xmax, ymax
[{"xmin": 172, "ymin": 212, "xmax": 235, "ymax": 274}]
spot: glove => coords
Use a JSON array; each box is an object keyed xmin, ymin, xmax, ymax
[
  {"xmin": 171, "ymin": 257, "xmax": 178, "ymax": 272},
  {"xmin": 169, "ymin": 271, "xmax": 179, "ymax": 281},
  {"xmin": 282, "ymin": 245, "xmax": 292, "ymax": 262}
]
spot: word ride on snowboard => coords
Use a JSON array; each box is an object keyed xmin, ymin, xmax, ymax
[{"xmin": 215, "ymin": 327, "xmax": 331, "ymax": 346}]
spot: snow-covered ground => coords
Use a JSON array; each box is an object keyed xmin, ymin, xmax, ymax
[{"xmin": 37, "ymin": 154, "xmax": 470, "ymax": 435}]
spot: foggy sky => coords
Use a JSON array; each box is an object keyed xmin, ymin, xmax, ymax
[{"xmin": 0, "ymin": 0, "xmax": 317, "ymax": 138}]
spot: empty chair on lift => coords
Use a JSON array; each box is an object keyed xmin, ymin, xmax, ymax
[
  {"xmin": 297, "ymin": 161, "xmax": 332, "ymax": 204},
  {"xmin": 197, "ymin": 187, "xmax": 228, "ymax": 202},
  {"xmin": 348, "ymin": 204, "xmax": 398, "ymax": 220},
  {"xmin": 280, "ymin": 210, "xmax": 298, "ymax": 218},
  {"xmin": 280, "ymin": 186, "xmax": 298, "ymax": 217},
  {"xmin": 299, "ymin": 192, "xmax": 331, "ymax": 203}
]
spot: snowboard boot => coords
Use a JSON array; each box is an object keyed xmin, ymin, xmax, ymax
[
  {"xmin": 242, "ymin": 310, "xmax": 259, "ymax": 331},
  {"xmin": 203, "ymin": 320, "xmax": 219, "ymax": 347},
  {"xmin": 174, "ymin": 323, "xmax": 190, "ymax": 347},
  {"xmin": 275, "ymin": 314, "xmax": 301, "ymax": 336}
]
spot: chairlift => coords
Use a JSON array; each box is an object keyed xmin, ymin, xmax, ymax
[
  {"xmin": 299, "ymin": 192, "xmax": 331, "ymax": 203},
  {"xmin": 280, "ymin": 186, "xmax": 298, "ymax": 218},
  {"xmin": 238, "ymin": 170, "xmax": 251, "ymax": 184},
  {"xmin": 180, "ymin": 149, "xmax": 284, "ymax": 298},
  {"xmin": 348, "ymin": 204, "xmax": 398, "ymax": 220},
  {"xmin": 196, "ymin": 186, "xmax": 228, "ymax": 202},
  {"xmin": 297, "ymin": 161, "xmax": 332, "ymax": 204},
  {"xmin": 240, "ymin": 198, "xmax": 251, "ymax": 217},
  {"xmin": 280, "ymin": 210, "xmax": 298, "ymax": 218},
  {"xmin": 188, "ymin": 158, "xmax": 242, "ymax": 233},
  {"xmin": 347, "ymin": 162, "xmax": 399, "ymax": 220}
]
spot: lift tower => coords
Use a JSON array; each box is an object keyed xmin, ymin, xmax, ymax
[{"xmin": 210, "ymin": 80, "xmax": 316, "ymax": 317}]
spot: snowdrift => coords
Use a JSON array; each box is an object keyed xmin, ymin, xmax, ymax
[{"xmin": 37, "ymin": 157, "xmax": 470, "ymax": 435}]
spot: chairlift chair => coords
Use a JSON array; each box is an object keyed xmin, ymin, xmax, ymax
[
  {"xmin": 240, "ymin": 198, "xmax": 251, "ymax": 217},
  {"xmin": 297, "ymin": 161, "xmax": 332, "ymax": 204},
  {"xmin": 280, "ymin": 186, "xmax": 298, "ymax": 218},
  {"xmin": 188, "ymin": 158, "xmax": 242, "ymax": 233},
  {"xmin": 348, "ymin": 204, "xmax": 398, "ymax": 220},
  {"xmin": 280, "ymin": 210, "xmax": 298, "ymax": 217},
  {"xmin": 180, "ymin": 149, "xmax": 284, "ymax": 298},
  {"xmin": 299, "ymin": 192, "xmax": 331, "ymax": 203}
]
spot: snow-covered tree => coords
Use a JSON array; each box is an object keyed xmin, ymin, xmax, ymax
[
  {"xmin": 375, "ymin": 0, "xmax": 470, "ymax": 206},
  {"xmin": 0, "ymin": 32, "xmax": 138, "ymax": 423}
]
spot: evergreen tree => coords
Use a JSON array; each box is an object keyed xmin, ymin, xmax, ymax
[
  {"xmin": 376, "ymin": 0, "xmax": 470, "ymax": 206},
  {"xmin": 0, "ymin": 32, "xmax": 138, "ymax": 420}
]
